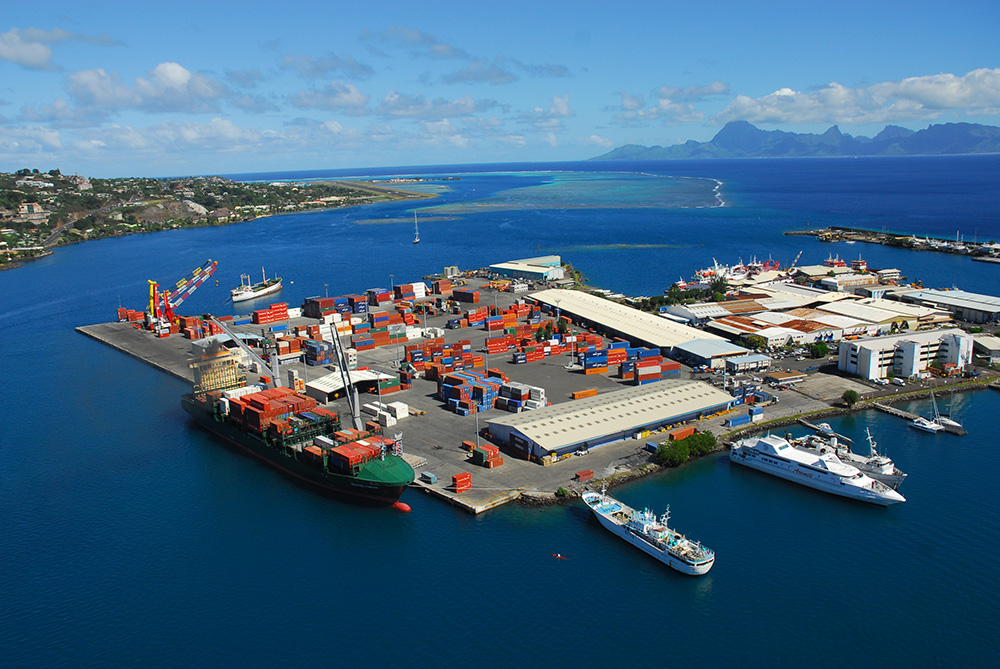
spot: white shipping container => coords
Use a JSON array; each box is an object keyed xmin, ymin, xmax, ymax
[
  {"xmin": 387, "ymin": 401, "xmax": 409, "ymax": 419},
  {"xmin": 362, "ymin": 403, "xmax": 381, "ymax": 416},
  {"xmin": 314, "ymin": 435, "xmax": 336, "ymax": 448},
  {"xmin": 286, "ymin": 307, "xmax": 302, "ymax": 319},
  {"xmin": 377, "ymin": 412, "xmax": 397, "ymax": 427}
]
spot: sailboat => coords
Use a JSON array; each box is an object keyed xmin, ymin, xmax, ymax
[
  {"xmin": 938, "ymin": 389, "xmax": 964, "ymax": 430},
  {"xmin": 413, "ymin": 211, "xmax": 420, "ymax": 244},
  {"xmin": 930, "ymin": 386, "xmax": 963, "ymax": 430}
]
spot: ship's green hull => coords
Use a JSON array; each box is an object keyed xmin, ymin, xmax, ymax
[{"xmin": 182, "ymin": 395, "xmax": 414, "ymax": 505}]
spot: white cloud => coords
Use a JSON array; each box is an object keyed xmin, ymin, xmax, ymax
[
  {"xmin": 280, "ymin": 53, "xmax": 374, "ymax": 79},
  {"xmin": 578, "ymin": 134, "xmax": 613, "ymax": 148},
  {"xmin": 519, "ymin": 95, "xmax": 573, "ymax": 133},
  {"xmin": 655, "ymin": 81, "xmax": 729, "ymax": 101},
  {"xmin": 66, "ymin": 63, "xmax": 228, "ymax": 113},
  {"xmin": 290, "ymin": 81, "xmax": 370, "ymax": 112},
  {"xmin": 374, "ymin": 91, "xmax": 500, "ymax": 119},
  {"xmin": 714, "ymin": 68, "xmax": 1000, "ymax": 125},
  {"xmin": 620, "ymin": 92, "xmax": 645, "ymax": 111},
  {"xmin": 441, "ymin": 60, "xmax": 517, "ymax": 85},
  {"xmin": 613, "ymin": 81, "xmax": 720, "ymax": 125},
  {"xmin": 0, "ymin": 27, "xmax": 117, "ymax": 70},
  {"xmin": 871, "ymin": 68, "xmax": 1000, "ymax": 110}
]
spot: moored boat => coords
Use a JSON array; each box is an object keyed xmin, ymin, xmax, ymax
[
  {"xmin": 910, "ymin": 415, "xmax": 944, "ymax": 433},
  {"xmin": 582, "ymin": 487, "xmax": 715, "ymax": 575},
  {"xmin": 729, "ymin": 433, "xmax": 905, "ymax": 505},
  {"xmin": 792, "ymin": 428, "xmax": 907, "ymax": 490},
  {"xmin": 232, "ymin": 267, "xmax": 283, "ymax": 302}
]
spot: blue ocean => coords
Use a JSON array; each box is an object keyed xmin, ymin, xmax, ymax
[{"xmin": 2, "ymin": 156, "xmax": 999, "ymax": 666}]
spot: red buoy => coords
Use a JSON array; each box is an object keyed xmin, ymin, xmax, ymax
[{"xmin": 393, "ymin": 501, "xmax": 411, "ymax": 513}]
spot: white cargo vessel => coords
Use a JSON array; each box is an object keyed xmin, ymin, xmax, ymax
[{"xmin": 582, "ymin": 487, "xmax": 715, "ymax": 575}]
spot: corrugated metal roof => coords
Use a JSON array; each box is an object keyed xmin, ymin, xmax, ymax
[
  {"xmin": 531, "ymin": 289, "xmax": 723, "ymax": 348},
  {"xmin": 904, "ymin": 289, "xmax": 1000, "ymax": 313},
  {"xmin": 487, "ymin": 380, "xmax": 732, "ymax": 454},
  {"xmin": 673, "ymin": 338, "xmax": 750, "ymax": 358},
  {"xmin": 306, "ymin": 369, "xmax": 392, "ymax": 394}
]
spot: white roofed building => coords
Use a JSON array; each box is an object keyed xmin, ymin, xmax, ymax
[{"xmin": 486, "ymin": 380, "xmax": 733, "ymax": 461}]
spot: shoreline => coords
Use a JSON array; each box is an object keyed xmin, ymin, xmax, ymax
[
  {"xmin": 5, "ymin": 184, "xmax": 433, "ymax": 270},
  {"xmin": 523, "ymin": 375, "xmax": 997, "ymax": 507}
]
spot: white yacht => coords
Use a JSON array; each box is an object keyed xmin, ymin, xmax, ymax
[{"xmin": 729, "ymin": 434, "xmax": 905, "ymax": 505}]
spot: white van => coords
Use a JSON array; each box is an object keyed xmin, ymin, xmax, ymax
[{"xmin": 891, "ymin": 378, "xmax": 906, "ymax": 386}]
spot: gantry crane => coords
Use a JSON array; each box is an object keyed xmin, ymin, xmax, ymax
[{"xmin": 148, "ymin": 259, "xmax": 218, "ymax": 328}]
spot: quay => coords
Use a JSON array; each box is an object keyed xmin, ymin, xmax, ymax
[
  {"xmin": 786, "ymin": 225, "xmax": 1000, "ymax": 261},
  {"xmin": 78, "ymin": 274, "xmax": 989, "ymax": 512}
]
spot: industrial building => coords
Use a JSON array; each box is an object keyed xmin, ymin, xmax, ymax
[
  {"xmin": 837, "ymin": 328, "xmax": 974, "ymax": 380},
  {"xmin": 489, "ymin": 255, "xmax": 566, "ymax": 282},
  {"xmin": 671, "ymin": 338, "xmax": 752, "ymax": 369},
  {"xmin": 973, "ymin": 335, "xmax": 1000, "ymax": 364},
  {"xmin": 900, "ymin": 289, "xmax": 1000, "ymax": 324},
  {"xmin": 529, "ymin": 288, "xmax": 723, "ymax": 353},
  {"xmin": 725, "ymin": 353, "xmax": 772, "ymax": 374},
  {"xmin": 486, "ymin": 380, "xmax": 733, "ymax": 461}
]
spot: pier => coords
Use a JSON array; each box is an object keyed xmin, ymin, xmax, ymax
[{"xmin": 872, "ymin": 403, "xmax": 968, "ymax": 435}]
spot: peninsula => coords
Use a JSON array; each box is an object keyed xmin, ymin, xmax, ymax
[{"xmin": 0, "ymin": 170, "xmax": 427, "ymax": 270}]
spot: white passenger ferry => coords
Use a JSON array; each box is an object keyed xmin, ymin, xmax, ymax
[
  {"xmin": 582, "ymin": 487, "xmax": 715, "ymax": 575},
  {"xmin": 729, "ymin": 434, "xmax": 905, "ymax": 505}
]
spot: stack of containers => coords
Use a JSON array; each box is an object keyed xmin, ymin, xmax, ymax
[
  {"xmin": 634, "ymin": 358, "xmax": 662, "ymax": 385},
  {"xmin": 366, "ymin": 288, "xmax": 393, "ymax": 307},
  {"xmin": 116, "ymin": 307, "xmax": 146, "ymax": 322},
  {"xmin": 393, "ymin": 284, "xmax": 417, "ymax": 301},
  {"xmin": 453, "ymin": 289, "xmax": 480, "ymax": 303},
  {"xmin": 451, "ymin": 472, "xmax": 471, "ymax": 493},
  {"xmin": 251, "ymin": 302, "xmax": 289, "ymax": 325},
  {"xmin": 486, "ymin": 334, "xmax": 516, "ymax": 355},
  {"xmin": 229, "ymin": 386, "xmax": 318, "ymax": 434},
  {"xmin": 432, "ymin": 278, "xmax": 453, "ymax": 295},
  {"xmin": 471, "ymin": 444, "xmax": 503, "ymax": 468},
  {"xmin": 348, "ymin": 295, "xmax": 369, "ymax": 314},
  {"xmin": 660, "ymin": 360, "xmax": 681, "ymax": 377},
  {"xmin": 465, "ymin": 307, "xmax": 488, "ymax": 327},
  {"xmin": 581, "ymin": 350, "xmax": 609, "ymax": 375}
]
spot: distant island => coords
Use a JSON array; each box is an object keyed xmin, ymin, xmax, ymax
[{"xmin": 591, "ymin": 121, "xmax": 1000, "ymax": 160}]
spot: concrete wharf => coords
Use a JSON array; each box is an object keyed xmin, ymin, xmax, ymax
[{"xmin": 77, "ymin": 279, "xmax": 701, "ymax": 513}]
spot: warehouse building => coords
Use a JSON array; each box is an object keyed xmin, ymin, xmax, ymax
[
  {"xmin": 837, "ymin": 328, "xmax": 974, "ymax": 380},
  {"xmin": 489, "ymin": 255, "xmax": 566, "ymax": 282},
  {"xmin": 486, "ymin": 380, "xmax": 733, "ymax": 462},
  {"xmin": 900, "ymin": 289, "xmax": 1000, "ymax": 324},
  {"xmin": 672, "ymin": 338, "xmax": 751, "ymax": 369},
  {"xmin": 529, "ymin": 288, "xmax": 723, "ymax": 353}
]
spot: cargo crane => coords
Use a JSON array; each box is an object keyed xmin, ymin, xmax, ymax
[
  {"xmin": 148, "ymin": 260, "xmax": 218, "ymax": 330},
  {"xmin": 786, "ymin": 250, "xmax": 803, "ymax": 274}
]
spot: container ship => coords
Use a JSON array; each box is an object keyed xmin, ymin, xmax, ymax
[
  {"xmin": 231, "ymin": 267, "xmax": 283, "ymax": 303},
  {"xmin": 582, "ymin": 487, "xmax": 715, "ymax": 575},
  {"xmin": 181, "ymin": 386, "xmax": 415, "ymax": 505}
]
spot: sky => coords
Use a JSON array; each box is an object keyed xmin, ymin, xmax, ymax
[{"xmin": 1, "ymin": 1, "xmax": 999, "ymax": 177}]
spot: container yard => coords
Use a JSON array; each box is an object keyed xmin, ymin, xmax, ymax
[{"xmin": 78, "ymin": 264, "xmax": 895, "ymax": 514}]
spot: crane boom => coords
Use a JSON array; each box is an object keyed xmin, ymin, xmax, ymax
[{"xmin": 207, "ymin": 316, "xmax": 280, "ymax": 388}]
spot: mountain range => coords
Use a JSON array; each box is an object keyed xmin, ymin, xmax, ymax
[{"xmin": 591, "ymin": 121, "xmax": 1000, "ymax": 160}]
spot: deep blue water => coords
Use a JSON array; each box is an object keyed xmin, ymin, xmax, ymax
[{"xmin": 2, "ymin": 156, "xmax": 1000, "ymax": 666}]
